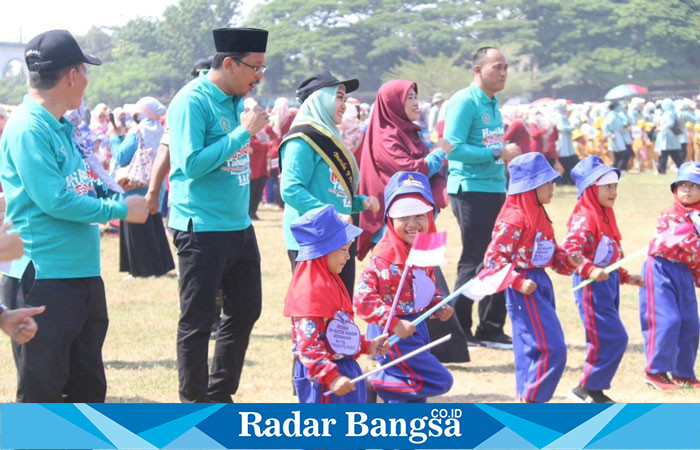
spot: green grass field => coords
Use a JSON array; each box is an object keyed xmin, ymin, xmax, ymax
[{"xmin": 1, "ymin": 170, "xmax": 699, "ymax": 403}]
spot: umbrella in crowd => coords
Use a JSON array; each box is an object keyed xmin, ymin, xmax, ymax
[
  {"xmin": 504, "ymin": 96, "xmax": 531, "ymax": 106},
  {"xmin": 604, "ymin": 83, "xmax": 648, "ymax": 100},
  {"xmin": 531, "ymin": 97, "xmax": 556, "ymax": 106}
]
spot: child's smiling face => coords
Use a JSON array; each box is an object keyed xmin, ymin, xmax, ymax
[
  {"xmin": 675, "ymin": 181, "xmax": 700, "ymax": 205},
  {"xmin": 392, "ymin": 213, "xmax": 430, "ymax": 245},
  {"xmin": 326, "ymin": 241, "xmax": 352, "ymax": 274},
  {"xmin": 597, "ymin": 183, "xmax": 618, "ymax": 208}
]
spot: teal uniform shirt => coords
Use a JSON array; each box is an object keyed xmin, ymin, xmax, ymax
[
  {"xmin": 0, "ymin": 96, "xmax": 128, "ymax": 279},
  {"xmin": 280, "ymin": 138, "xmax": 366, "ymax": 251},
  {"xmin": 167, "ymin": 71, "xmax": 251, "ymax": 232},
  {"xmin": 444, "ymin": 83, "xmax": 506, "ymax": 194}
]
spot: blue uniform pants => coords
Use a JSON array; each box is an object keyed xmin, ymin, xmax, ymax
[
  {"xmin": 506, "ymin": 269, "xmax": 567, "ymax": 403},
  {"xmin": 573, "ymin": 271, "xmax": 628, "ymax": 391},
  {"xmin": 368, "ymin": 316, "xmax": 453, "ymax": 402},
  {"xmin": 640, "ymin": 257, "xmax": 699, "ymax": 378},
  {"xmin": 293, "ymin": 357, "xmax": 366, "ymax": 403}
]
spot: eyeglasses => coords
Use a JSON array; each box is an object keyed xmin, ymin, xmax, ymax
[{"xmin": 234, "ymin": 58, "xmax": 267, "ymax": 74}]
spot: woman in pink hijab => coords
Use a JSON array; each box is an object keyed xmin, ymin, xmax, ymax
[{"xmin": 357, "ymin": 80, "xmax": 451, "ymax": 260}]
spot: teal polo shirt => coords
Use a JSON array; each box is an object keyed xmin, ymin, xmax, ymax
[
  {"xmin": 444, "ymin": 83, "xmax": 506, "ymax": 194},
  {"xmin": 0, "ymin": 96, "xmax": 128, "ymax": 279},
  {"xmin": 167, "ymin": 71, "xmax": 252, "ymax": 232},
  {"xmin": 280, "ymin": 138, "xmax": 366, "ymax": 251}
]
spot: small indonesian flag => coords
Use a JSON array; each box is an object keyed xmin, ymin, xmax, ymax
[
  {"xmin": 458, "ymin": 264, "xmax": 518, "ymax": 301},
  {"xmin": 405, "ymin": 232, "xmax": 447, "ymax": 267}
]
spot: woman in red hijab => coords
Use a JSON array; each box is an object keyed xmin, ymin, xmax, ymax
[{"xmin": 357, "ymin": 80, "xmax": 453, "ymax": 260}]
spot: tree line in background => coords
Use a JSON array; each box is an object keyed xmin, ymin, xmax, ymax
[{"xmin": 1, "ymin": 0, "xmax": 699, "ymax": 107}]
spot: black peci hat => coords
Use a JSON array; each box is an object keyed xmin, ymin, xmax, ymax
[
  {"xmin": 295, "ymin": 70, "xmax": 359, "ymax": 103},
  {"xmin": 25, "ymin": 30, "xmax": 101, "ymax": 72},
  {"xmin": 212, "ymin": 28, "xmax": 268, "ymax": 53}
]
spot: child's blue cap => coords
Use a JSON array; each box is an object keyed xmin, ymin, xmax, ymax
[
  {"xmin": 507, "ymin": 152, "xmax": 561, "ymax": 194},
  {"xmin": 571, "ymin": 155, "xmax": 621, "ymax": 198},
  {"xmin": 384, "ymin": 171, "xmax": 435, "ymax": 219},
  {"xmin": 291, "ymin": 205, "xmax": 362, "ymax": 262},
  {"xmin": 671, "ymin": 162, "xmax": 700, "ymax": 192}
]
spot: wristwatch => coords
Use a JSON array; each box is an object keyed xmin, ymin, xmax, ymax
[
  {"xmin": 0, "ymin": 302, "xmax": 7, "ymax": 316},
  {"xmin": 492, "ymin": 147, "xmax": 502, "ymax": 159}
]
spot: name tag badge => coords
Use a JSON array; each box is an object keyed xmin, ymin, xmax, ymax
[
  {"xmin": 690, "ymin": 211, "xmax": 700, "ymax": 235},
  {"xmin": 326, "ymin": 311, "xmax": 361, "ymax": 356},
  {"xmin": 412, "ymin": 268, "xmax": 436, "ymax": 311},
  {"xmin": 531, "ymin": 231, "xmax": 555, "ymax": 267},
  {"xmin": 594, "ymin": 234, "xmax": 614, "ymax": 267}
]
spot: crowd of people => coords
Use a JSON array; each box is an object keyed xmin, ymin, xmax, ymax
[{"xmin": 0, "ymin": 27, "xmax": 699, "ymax": 407}]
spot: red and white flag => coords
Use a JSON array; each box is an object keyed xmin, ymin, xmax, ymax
[
  {"xmin": 458, "ymin": 264, "xmax": 517, "ymax": 301},
  {"xmin": 405, "ymin": 232, "xmax": 447, "ymax": 267}
]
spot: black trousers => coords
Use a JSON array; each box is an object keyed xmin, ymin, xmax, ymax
[
  {"xmin": 558, "ymin": 155, "xmax": 580, "ymax": 186},
  {"xmin": 249, "ymin": 177, "xmax": 267, "ymax": 218},
  {"xmin": 612, "ymin": 148, "xmax": 633, "ymax": 172},
  {"xmin": 449, "ymin": 190, "xmax": 507, "ymax": 338},
  {"xmin": 2, "ymin": 264, "xmax": 108, "ymax": 403},
  {"xmin": 658, "ymin": 149, "xmax": 684, "ymax": 174},
  {"xmin": 173, "ymin": 225, "xmax": 262, "ymax": 403}
]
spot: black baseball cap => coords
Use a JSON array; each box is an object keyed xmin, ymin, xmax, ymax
[
  {"xmin": 190, "ymin": 56, "xmax": 214, "ymax": 78},
  {"xmin": 25, "ymin": 30, "xmax": 101, "ymax": 72},
  {"xmin": 296, "ymin": 71, "xmax": 359, "ymax": 103}
]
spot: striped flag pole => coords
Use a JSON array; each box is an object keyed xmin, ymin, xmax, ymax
[{"xmin": 382, "ymin": 265, "xmax": 410, "ymax": 335}]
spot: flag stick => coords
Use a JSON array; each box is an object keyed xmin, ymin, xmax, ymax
[
  {"xmin": 323, "ymin": 334, "xmax": 452, "ymax": 396},
  {"xmin": 387, "ymin": 281, "xmax": 470, "ymax": 347},
  {"xmin": 383, "ymin": 264, "xmax": 410, "ymax": 335},
  {"xmin": 572, "ymin": 246, "xmax": 647, "ymax": 292}
]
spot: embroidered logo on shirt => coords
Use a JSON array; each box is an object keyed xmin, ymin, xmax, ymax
[
  {"xmin": 482, "ymin": 112, "xmax": 491, "ymax": 124},
  {"xmin": 220, "ymin": 117, "xmax": 231, "ymax": 132}
]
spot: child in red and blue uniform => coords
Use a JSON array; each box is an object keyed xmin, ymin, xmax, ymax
[
  {"xmin": 483, "ymin": 152, "xmax": 583, "ymax": 402},
  {"xmin": 284, "ymin": 205, "xmax": 388, "ymax": 403},
  {"xmin": 354, "ymin": 171, "xmax": 454, "ymax": 403},
  {"xmin": 639, "ymin": 161, "xmax": 700, "ymax": 390},
  {"xmin": 564, "ymin": 155, "xmax": 644, "ymax": 403}
]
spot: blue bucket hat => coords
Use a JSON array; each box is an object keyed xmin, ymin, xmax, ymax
[
  {"xmin": 671, "ymin": 162, "xmax": 700, "ymax": 192},
  {"xmin": 291, "ymin": 205, "xmax": 362, "ymax": 262},
  {"xmin": 384, "ymin": 171, "xmax": 436, "ymax": 220},
  {"xmin": 507, "ymin": 152, "xmax": 561, "ymax": 195},
  {"xmin": 571, "ymin": 156, "xmax": 621, "ymax": 198}
]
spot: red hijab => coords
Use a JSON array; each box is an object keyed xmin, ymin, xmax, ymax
[
  {"xmin": 357, "ymin": 80, "xmax": 447, "ymax": 260},
  {"xmin": 283, "ymin": 256, "xmax": 352, "ymax": 319},
  {"xmin": 496, "ymin": 190, "xmax": 555, "ymax": 247},
  {"xmin": 567, "ymin": 185, "xmax": 622, "ymax": 241},
  {"xmin": 664, "ymin": 190, "xmax": 700, "ymax": 215},
  {"xmin": 371, "ymin": 194, "xmax": 437, "ymax": 265}
]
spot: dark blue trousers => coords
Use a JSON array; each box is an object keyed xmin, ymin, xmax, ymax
[
  {"xmin": 640, "ymin": 257, "xmax": 699, "ymax": 378},
  {"xmin": 573, "ymin": 271, "xmax": 628, "ymax": 391},
  {"xmin": 368, "ymin": 316, "xmax": 453, "ymax": 402},
  {"xmin": 293, "ymin": 357, "xmax": 366, "ymax": 403},
  {"xmin": 506, "ymin": 269, "xmax": 567, "ymax": 403}
]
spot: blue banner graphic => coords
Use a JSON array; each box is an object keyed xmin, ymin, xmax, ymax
[{"xmin": 2, "ymin": 403, "xmax": 699, "ymax": 449}]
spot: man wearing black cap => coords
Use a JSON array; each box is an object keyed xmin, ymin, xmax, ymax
[
  {"xmin": 0, "ymin": 30, "xmax": 149, "ymax": 402},
  {"xmin": 167, "ymin": 27, "xmax": 269, "ymax": 403}
]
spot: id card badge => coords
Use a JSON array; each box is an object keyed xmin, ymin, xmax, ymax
[
  {"xmin": 326, "ymin": 311, "xmax": 361, "ymax": 356},
  {"xmin": 531, "ymin": 231, "xmax": 555, "ymax": 267},
  {"xmin": 412, "ymin": 268, "xmax": 436, "ymax": 311},
  {"xmin": 690, "ymin": 211, "xmax": 700, "ymax": 235},
  {"xmin": 594, "ymin": 234, "xmax": 614, "ymax": 267}
]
